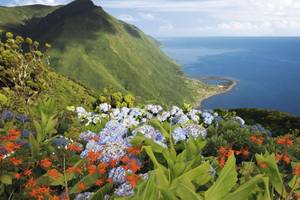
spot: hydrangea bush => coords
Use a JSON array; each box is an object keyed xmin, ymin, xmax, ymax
[{"xmin": 0, "ymin": 100, "xmax": 299, "ymax": 199}]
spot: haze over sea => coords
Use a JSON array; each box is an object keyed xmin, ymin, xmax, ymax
[{"xmin": 160, "ymin": 37, "xmax": 300, "ymax": 116}]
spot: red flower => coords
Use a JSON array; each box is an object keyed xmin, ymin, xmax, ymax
[
  {"xmin": 66, "ymin": 166, "xmax": 83, "ymax": 175},
  {"xmin": 8, "ymin": 129, "xmax": 21, "ymax": 140},
  {"xmin": 87, "ymin": 164, "xmax": 98, "ymax": 175},
  {"xmin": 25, "ymin": 178, "xmax": 37, "ymax": 188},
  {"xmin": 95, "ymin": 179, "xmax": 104, "ymax": 186},
  {"xmin": 293, "ymin": 164, "xmax": 300, "ymax": 175},
  {"xmin": 40, "ymin": 159, "xmax": 52, "ymax": 168},
  {"xmin": 121, "ymin": 156, "xmax": 130, "ymax": 163},
  {"xmin": 127, "ymin": 146, "xmax": 141, "ymax": 155},
  {"xmin": 4, "ymin": 142, "xmax": 21, "ymax": 152},
  {"xmin": 15, "ymin": 173, "xmax": 22, "ymax": 180},
  {"xmin": 87, "ymin": 151, "xmax": 101, "ymax": 162},
  {"xmin": 249, "ymin": 135, "xmax": 264, "ymax": 145},
  {"xmin": 78, "ymin": 182, "xmax": 86, "ymax": 192},
  {"xmin": 24, "ymin": 169, "xmax": 32, "ymax": 176},
  {"xmin": 282, "ymin": 154, "xmax": 291, "ymax": 165},
  {"xmin": 109, "ymin": 159, "xmax": 118, "ymax": 168},
  {"xmin": 10, "ymin": 157, "xmax": 22, "ymax": 166},
  {"xmin": 275, "ymin": 153, "xmax": 282, "ymax": 163},
  {"xmin": 67, "ymin": 143, "xmax": 83, "ymax": 152},
  {"xmin": 47, "ymin": 169, "xmax": 61, "ymax": 180},
  {"xmin": 107, "ymin": 178, "xmax": 113, "ymax": 183},
  {"xmin": 99, "ymin": 162, "xmax": 109, "ymax": 174},
  {"xmin": 257, "ymin": 161, "xmax": 268, "ymax": 169},
  {"xmin": 126, "ymin": 174, "xmax": 141, "ymax": 187},
  {"xmin": 276, "ymin": 135, "xmax": 293, "ymax": 146}
]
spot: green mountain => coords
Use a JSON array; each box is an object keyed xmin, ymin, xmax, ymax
[{"xmin": 0, "ymin": 0, "xmax": 219, "ymax": 106}]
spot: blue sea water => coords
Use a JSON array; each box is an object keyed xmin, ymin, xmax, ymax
[{"xmin": 159, "ymin": 37, "xmax": 300, "ymax": 116}]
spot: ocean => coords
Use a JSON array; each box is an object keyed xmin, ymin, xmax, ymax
[{"xmin": 159, "ymin": 37, "xmax": 300, "ymax": 116}]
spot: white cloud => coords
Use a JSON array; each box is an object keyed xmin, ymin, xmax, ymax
[
  {"xmin": 7, "ymin": 0, "xmax": 64, "ymax": 6},
  {"xmin": 139, "ymin": 13, "xmax": 155, "ymax": 21},
  {"xmin": 159, "ymin": 23, "xmax": 174, "ymax": 32},
  {"xmin": 118, "ymin": 14, "xmax": 139, "ymax": 22}
]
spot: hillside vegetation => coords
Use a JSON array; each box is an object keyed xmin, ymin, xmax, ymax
[{"xmin": 0, "ymin": 0, "xmax": 218, "ymax": 106}]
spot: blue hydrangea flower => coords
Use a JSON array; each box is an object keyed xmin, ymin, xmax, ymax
[
  {"xmin": 1, "ymin": 110, "xmax": 14, "ymax": 121},
  {"xmin": 80, "ymin": 131, "xmax": 97, "ymax": 142},
  {"xmin": 98, "ymin": 120, "xmax": 127, "ymax": 144},
  {"xmin": 184, "ymin": 124, "xmax": 207, "ymax": 139},
  {"xmin": 201, "ymin": 112, "xmax": 214, "ymax": 125},
  {"xmin": 171, "ymin": 127, "xmax": 187, "ymax": 143},
  {"xmin": 133, "ymin": 125, "xmax": 166, "ymax": 147},
  {"xmin": 115, "ymin": 182, "xmax": 134, "ymax": 197},
  {"xmin": 21, "ymin": 130, "xmax": 30, "ymax": 138},
  {"xmin": 109, "ymin": 167, "xmax": 132, "ymax": 184},
  {"xmin": 74, "ymin": 192, "xmax": 94, "ymax": 200},
  {"xmin": 53, "ymin": 137, "xmax": 69, "ymax": 147},
  {"xmin": 17, "ymin": 114, "xmax": 28, "ymax": 124}
]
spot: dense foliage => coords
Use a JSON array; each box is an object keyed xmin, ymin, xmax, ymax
[{"xmin": 0, "ymin": 99, "xmax": 299, "ymax": 199}]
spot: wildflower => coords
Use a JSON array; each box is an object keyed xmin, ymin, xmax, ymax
[
  {"xmin": 29, "ymin": 186, "xmax": 51, "ymax": 200},
  {"xmin": 1, "ymin": 110, "xmax": 14, "ymax": 121},
  {"xmin": 282, "ymin": 154, "xmax": 291, "ymax": 165},
  {"xmin": 95, "ymin": 179, "xmax": 104, "ymax": 186},
  {"xmin": 126, "ymin": 174, "xmax": 141, "ymax": 187},
  {"xmin": 10, "ymin": 157, "xmax": 22, "ymax": 166},
  {"xmin": 99, "ymin": 162, "xmax": 109, "ymax": 174},
  {"xmin": 87, "ymin": 150, "xmax": 101, "ymax": 162},
  {"xmin": 276, "ymin": 135, "xmax": 293, "ymax": 146},
  {"xmin": 53, "ymin": 137, "xmax": 69, "ymax": 147},
  {"xmin": 87, "ymin": 164, "xmax": 98, "ymax": 175},
  {"xmin": 15, "ymin": 173, "xmax": 22, "ymax": 180},
  {"xmin": 25, "ymin": 178, "xmax": 37, "ymax": 188},
  {"xmin": 66, "ymin": 166, "xmax": 83, "ymax": 175},
  {"xmin": 40, "ymin": 158, "xmax": 52, "ymax": 168},
  {"xmin": 67, "ymin": 143, "xmax": 83, "ymax": 152},
  {"xmin": 74, "ymin": 192, "xmax": 94, "ymax": 200},
  {"xmin": 78, "ymin": 182, "xmax": 86, "ymax": 192},
  {"xmin": 109, "ymin": 167, "xmax": 131, "ymax": 184},
  {"xmin": 171, "ymin": 127, "xmax": 187, "ymax": 143},
  {"xmin": 107, "ymin": 178, "xmax": 113, "ymax": 183},
  {"xmin": 109, "ymin": 159, "xmax": 118, "ymax": 167},
  {"xmin": 249, "ymin": 135, "xmax": 264, "ymax": 145},
  {"xmin": 48, "ymin": 169, "xmax": 61, "ymax": 180},
  {"xmin": 275, "ymin": 153, "xmax": 282, "ymax": 163},
  {"xmin": 257, "ymin": 162, "xmax": 268, "ymax": 169},
  {"xmin": 183, "ymin": 124, "xmax": 207, "ymax": 139},
  {"xmin": 8, "ymin": 129, "xmax": 21, "ymax": 140},
  {"xmin": 201, "ymin": 111, "xmax": 214, "ymax": 125},
  {"xmin": 23, "ymin": 169, "xmax": 32, "ymax": 176},
  {"xmin": 5, "ymin": 142, "xmax": 21, "ymax": 152},
  {"xmin": 115, "ymin": 182, "xmax": 134, "ymax": 197},
  {"xmin": 127, "ymin": 146, "xmax": 141, "ymax": 155},
  {"xmin": 293, "ymin": 164, "xmax": 300, "ymax": 175}
]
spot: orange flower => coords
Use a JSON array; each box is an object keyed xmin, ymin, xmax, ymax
[
  {"xmin": 48, "ymin": 169, "xmax": 61, "ymax": 180},
  {"xmin": 257, "ymin": 161, "xmax": 268, "ymax": 169},
  {"xmin": 95, "ymin": 179, "xmax": 104, "ymax": 186},
  {"xmin": 127, "ymin": 146, "xmax": 141, "ymax": 155},
  {"xmin": 126, "ymin": 174, "xmax": 141, "ymax": 187},
  {"xmin": 24, "ymin": 169, "xmax": 32, "ymax": 176},
  {"xmin": 275, "ymin": 153, "xmax": 283, "ymax": 163},
  {"xmin": 282, "ymin": 154, "xmax": 291, "ymax": 165},
  {"xmin": 293, "ymin": 164, "xmax": 300, "ymax": 175},
  {"xmin": 15, "ymin": 173, "xmax": 22, "ymax": 180},
  {"xmin": 66, "ymin": 166, "xmax": 83, "ymax": 175},
  {"xmin": 40, "ymin": 159, "xmax": 52, "ymax": 168},
  {"xmin": 10, "ymin": 157, "xmax": 22, "ymax": 166},
  {"xmin": 99, "ymin": 162, "xmax": 109, "ymax": 174},
  {"xmin": 87, "ymin": 151, "xmax": 101, "ymax": 162},
  {"xmin": 67, "ymin": 143, "xmax": 83, "ymax": 152},
  {"xmin": 87, "ymin": 164, "xmax": 98, "ymax": 175},
  {"xmin": 78, "ymin": 182, "xmax": 86, "ymax": 192},
  {"xmin": 127, "ymin": 160, "xmax": 141, "ymax": 173},
  {"xmin": 121, "ymin": 156, "xmax": 130, "ymax": 163},
  {"xmin": 249, "ymin": 135, "xmax": 264, "ymax": 145},
  {"xmin": 218, "ymin": 156, "xmax": 226, "ymax": 167},
  {"xmin": 109, "ymin": 159, "xmax": 118, "ymax": 168},
  {"xmin": 52, "ymin": 196, "xmax": 60, "ymax": 200},
  {"xmin": 25, "ymin": 178, "xmax": 37, "ymax": 188},
  {"xmin": 8, "ymin": 129, "xmax": 21, "ymax": 140},
  {"xmin": 0, "ymin": 154, "xmax": 4, "ymax": 161},
  {"xmin": 276, "ymin": 135, "xmax": 293, "ymax": 146},
  {"xmin": 107, "ymin": 178, "xmax": 113, "ymax": 183},
  {"xmin": 5, "ymin": 142, "xmax": 21, "ymax": 152},
  {"xmin": 29, "ymin": 186, "xmax": 51, "ymax": 200}
]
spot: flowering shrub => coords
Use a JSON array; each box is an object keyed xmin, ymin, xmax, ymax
[{"xmin": 0, "ymin": 100, "xmax": 299, "ymax": 199}]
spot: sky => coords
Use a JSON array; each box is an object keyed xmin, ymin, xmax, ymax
[{"xmin": 1, "ymin": 0, "xmax": 300, "ymax": 37}]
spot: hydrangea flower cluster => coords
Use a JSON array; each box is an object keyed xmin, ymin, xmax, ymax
[{"xmin": 172, "ymin": 124, "xmax": 207, "ymax": 143}]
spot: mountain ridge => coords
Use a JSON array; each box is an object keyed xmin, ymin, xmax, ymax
[{"xmin": 0, "ymin": 0, "xmax": 220, "ymax": 106}]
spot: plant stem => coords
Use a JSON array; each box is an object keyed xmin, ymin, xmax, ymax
[{"xmin": 63, "ymin": 154, "xmax": 70, "ymax": 200}]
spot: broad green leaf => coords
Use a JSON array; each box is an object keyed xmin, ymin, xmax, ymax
[
  {"xmin": 69, "ymin": 173, "xmax": 101, "ymax": 194},
  {"xmin": 223, "ymin": 175, "xmax": 270, "ymax": 200},
  {"xmin": 175, "ymin": 180, "xmax": 202, "ymax": 200},
  {"xmin": 0, "ymin": 92, "xmax": 7, "ymax": 104},
  {"xmin": 173, "ymin": 162, "xmax": 211, "ymax": 186},
  {"xmin": 91, "ymin": 183, "xmax": 113, "ymax": 200},
  {"xmin": 149, "ymin": 119, "xmax": 169, "ymax": 139},
  {"xmin": 0, "ymin": 175, "xmax": 12, "ymax": 185},
  {"xmin": 29, "ymin": 134, "xmax": 40, "ymax": 158},
  {"xmin": 133, "ymin": 174, "xmax": 159, "ymax": 200},
  {"xmin": 205, "ymin": 155, "xmax": 238, "ymax": 200},
  {"xmin": 255, "ymin": 153, "xmax": 287, "ymax": 198}
]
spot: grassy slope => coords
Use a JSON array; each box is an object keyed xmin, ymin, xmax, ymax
[{"xmin": 0, "ymin": 0, "xmax": 218, "ymax": 106}]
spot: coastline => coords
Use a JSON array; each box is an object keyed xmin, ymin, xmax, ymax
[{"xmin": 194, "ymin": 76, "xmax": 238, "ymax": 107}]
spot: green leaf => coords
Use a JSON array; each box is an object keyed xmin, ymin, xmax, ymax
[
  {"xmin": 175, "ymin": 179, "xmax": 202, "ymax": 200},
  {"xmin": 0, "ymin": 175, "xmax": 12, "ymax": 185},
  {"xmin": 91, "ymin": 183, "xmax": 113, "ymax": 200},
  {"xmin": 0, "ymin": 92, "xmax": 8, "ymax": 104},
  {"xmin": 132, "ymin": 174, "xmax": 159, "ymax": 200},
  {"xmin": 69, "ymin": 173, "xmax": 101, "ymax": 194},
  {"xmin": 223, "ymin": 175, "xmax": 271, "ymax": 200},
  {"xmin": 205, "ymin": 155, "xmax": 238, "ymax": 200},
  {"xmin": 149, "ymin": 119, "xmax": 169, "ymax": 139},
  {"xmin": 255, "ymin": 152, "xmax": 287, "ymax": 198},
  {"xmin": 29, "ymin": 133, "xmax": 40, "ymax": 158}
]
